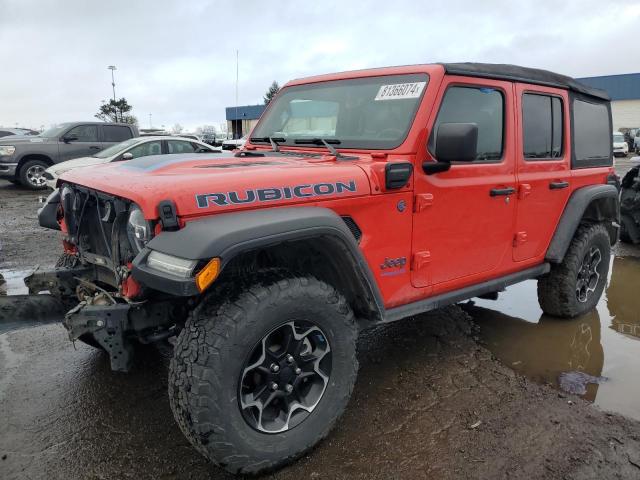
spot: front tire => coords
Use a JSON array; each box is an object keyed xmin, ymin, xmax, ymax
[
  {"xmin": 19, "ymin": 159, "xmax": 49, "ymax": 189},
  {"xmin": 169, "ymin": 276, "xmax": 358, "ymax": 475},
  {"xmin": 538, "ymin": 223, "xmax": 610, "ymax": 318}
]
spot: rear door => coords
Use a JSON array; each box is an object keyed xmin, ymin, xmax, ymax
[
  {"xmin": 412, "ymin": 77, "xmax": 517, "ymax": 290},
  {"xmin": 513, "ymin": 84, "xmax": 571, "ymax": 262}
]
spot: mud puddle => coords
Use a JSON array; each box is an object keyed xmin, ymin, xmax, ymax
[
  {"xmin": 467, "ymin": 255, "xmax": 640, "ymax": 421},
  {"xmin": 0, "ymin": 268, "xmax": 32, "ymax": 295},
  {"xmin": 0, "ymin": 268, "xmax": 63, "ymax": 332}
]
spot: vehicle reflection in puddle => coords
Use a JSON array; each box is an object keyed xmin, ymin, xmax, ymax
[{"xmin": 468, "ymin": 256, "xmax": 640, "ymax": 421}]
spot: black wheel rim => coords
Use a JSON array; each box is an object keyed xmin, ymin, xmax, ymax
[
  {"xmin": 576, "ymin": 246, "xmax": 602, "ymax": 303},
  {"xmin": 239, "ymin": 321, "xmax": 332, "ymax": 434}
]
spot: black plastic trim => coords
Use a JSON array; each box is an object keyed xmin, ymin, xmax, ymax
[
  {"xmin": 383, "ymin": 263, "xmax": 550, "ymax": 324},
  {"xmin": 132, "ymin": 207, "xmax": 384, "ymax": 312},
  {"xmin": 546, "ymin": 184, "xmax": 619, "ymax": 263},
  {"xmin": 38, "ymin": 189, "xmax": 61, "ymax": 231}
]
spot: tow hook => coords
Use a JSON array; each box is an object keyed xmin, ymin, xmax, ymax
[{"xmin": 64, "ymin": 295, "xmax": 133, "ymax": 372}]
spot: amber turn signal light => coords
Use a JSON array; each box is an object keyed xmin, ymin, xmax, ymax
[{"xmin": 195, "ymin": 257, "xmax": 221, "ymax": 292}]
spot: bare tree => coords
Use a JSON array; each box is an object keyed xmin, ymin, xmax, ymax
[{"xmin": 171, "ymin": 123, "xmax": 184, "ymax": 134}]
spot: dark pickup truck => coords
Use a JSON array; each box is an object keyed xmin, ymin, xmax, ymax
[{"xmin": 0, "ymin": 121, "xmax": 139, "ymax": 189}]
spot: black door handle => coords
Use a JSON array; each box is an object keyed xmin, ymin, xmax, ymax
[
  {"xmin": 490, "ymin": 187, "xmax": 516, "ymax": 196},
  {"xmin": 549, "ymin": 181, "xmax": 569, "ymax": 190},
  {"xmin": 89, "ymin": 146, "xmax": 101, "ymax": 150}
]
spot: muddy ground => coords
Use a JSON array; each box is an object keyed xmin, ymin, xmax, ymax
[{"xmin": 2, "ymin": 176, "xmax": 640, "ymax": 480}]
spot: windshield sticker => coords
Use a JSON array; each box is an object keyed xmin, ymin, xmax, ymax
[{"xmin": 374, "ymin": 82, "xmax": 426, "ymax": 101}]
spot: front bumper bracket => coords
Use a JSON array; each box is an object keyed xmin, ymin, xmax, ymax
[{"xmin": 64, "ymin": 302, "xmax": 133, "ymax": 372}]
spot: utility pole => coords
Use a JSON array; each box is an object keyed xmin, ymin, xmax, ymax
[
  {"xmin": 149, "ymin": 113, "xmax": 152, "ymax": 129},
  {"xmin": 235, "ymin": 50, "xmax": 239, "ymax": 139},
  {"xmin": 107, "ymin": 65, "xmax": 118, "ymax": 122}
]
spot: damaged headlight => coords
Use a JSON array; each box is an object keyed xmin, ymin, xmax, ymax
[
  {"xmin": 146, "ymin": 251, "xmax": 197, "ymax": 278},
  {"xmin": 127, "ymin": 204, "xmax": 152, "ymax": 253}
]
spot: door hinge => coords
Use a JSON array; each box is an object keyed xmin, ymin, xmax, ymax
[
  {"xmin": 518, "ymin": 184, "xmax": 532, "ymax": 200},
  {"xmin": 513, "ymin": 231, "xmax": 528, "ymax": 247},
  {"xmin": 412, "ymin": 251, "xmax": 431, "ymax": 270},
  {"xmin": 414, "ymin": 193, "xmax": 434, "ymax": 212}
]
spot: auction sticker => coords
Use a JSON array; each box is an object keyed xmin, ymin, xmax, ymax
[{"xmin": 375, "ymin": 82, "xmax": 426, "ymax": 101}]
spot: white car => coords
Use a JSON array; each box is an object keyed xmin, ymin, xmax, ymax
[
  {"xmin": 221, "ymin": 134, "xmax": 248, "ymax": 150},
  {"xmin": 613, "ymin": 132, "xmax": 629, "ymax": 157},
  {"xmin": 44, "ymin": 136, "xmax": 220, "ymax": 188}
]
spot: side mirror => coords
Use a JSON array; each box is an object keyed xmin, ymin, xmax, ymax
[
  {"xmin": 62, "ymin": 135, "xmax": 78, "ymax": 143},
  {"xmin": 434, "ymin": 123, "xmax": 478, "ymax": 163},
  {"xmin": 121, "ymin": 152, "xmax": 133, "ymax": 160},
  {"xmin": 196, "ymin": 148, "xmax": 210, "ymax": 153}
]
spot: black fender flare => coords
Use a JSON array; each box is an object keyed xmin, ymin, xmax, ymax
[
  {"xmin": 133, "ymin": 207, "xmax": 384, "ymax": 318},
  {"xmin": 546, "ymin": 184, "xmax": 619, "ymax": 263}
]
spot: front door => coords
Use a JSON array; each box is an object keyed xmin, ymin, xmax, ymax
[
  {"xmin": 412, "ymin": 77, "xmax": 517, "ymax": 290},
  {"xmin": 58, "ymin": 124, "xmax": 102, "ymax": 161},
  {"xmin": 513, "ymin": 84, "xmax": 571, "ymax": 262}
]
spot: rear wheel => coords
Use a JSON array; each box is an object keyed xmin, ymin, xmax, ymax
[
  {"xmin": 538, "ymin": 223, "xmax": 610, "ymax": 318},
  {"xmin": 19, "ymin": 159, "xmax": 49, "ymax": 189},
  {"xmin": 168, "ymin": 275, "xmax": 358, "ymax": 475}
]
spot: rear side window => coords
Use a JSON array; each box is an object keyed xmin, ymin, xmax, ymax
[
  {"xmin": 430, "ymin": 86, "xmax": 504, "ymax": 161},
  {"xmin": 522, "ymin": 94, "xmax": 563, "ymax": 159},
  {"xmin": 573, "ymin": 99, "xmax": 611, "ymax": 167},
  {"xmin": 167, "ymin": 140, "xmax": 196, "ymax": 154},
  {"xmin": 103, "ymin": 125, "xmax": 132, "ymax": 142},
  {"xmin": 0, "ymin": 131, "xmax": 12, "ymax": 138}
]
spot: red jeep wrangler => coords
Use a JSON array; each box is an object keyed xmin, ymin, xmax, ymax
[{"xmin": 33, "ymin": 63, "xmax": 618, "ymax": 474}]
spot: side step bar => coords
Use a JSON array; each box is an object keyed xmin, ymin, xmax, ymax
[{"xmin": 383, "ymin": 263, "xmax": 550, "ymax": 324}]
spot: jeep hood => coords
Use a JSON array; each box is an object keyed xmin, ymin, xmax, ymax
[{"xmin": 59, "ymin": 152, "xmax": 371, "ymax": 219}]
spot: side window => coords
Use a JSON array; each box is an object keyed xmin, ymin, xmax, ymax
[
  {"xmin": 191, "ymin": 142, "xmax": 208, "ymax": 151},
  {"xmin": 573, "ymin": 99, "xmax": 611, "ymax": 167},
  {"xmin": 65, "ymin": 125, "xmax": 98, "ymax": 142},
  {"xmin": 128, "ymin": 141, "xmax": 162, "ymax": 159},
  {"xmin": 0, "ymin": 131, "xmax": 12, "ymax": 138},
  {"xmin": 103, "ymin": 125, "xmax": 133, "ymax": 142},
  {"xmin": 167, "ymin": 140, "xmax": 196, "ymax": 154},
  {"xmin": 430, "ymin": 86, "xmax": 504, "ymax": 161},
  {"xmin": 522, "ymin": 93, "xmax": 564, "ymax": 159}
]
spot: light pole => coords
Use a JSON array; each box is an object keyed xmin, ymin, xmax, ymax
[
  {"xmin": 107, "ymin": 65, "xmax": 117, "ymax": 122},
  {"xmin": 149, "ymin": 113, "xmax": 152, "ymax": 129}
]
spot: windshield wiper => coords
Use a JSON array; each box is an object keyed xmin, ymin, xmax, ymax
[
  {"xmin": 293, "ymin": 138, "xmax": 347, "ymax": 158},
  {"xmin": 250, "ymin": 136, "xmax": 285, "ymax": 152}
]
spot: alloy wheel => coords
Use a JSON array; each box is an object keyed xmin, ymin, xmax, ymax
[
  {"xmin": 576, "ymin": 246, "xmax": 602, "ymax": 303},
  {"xmin": 239, "ymin": 321, "xmax": 332, "ymax": 434}
]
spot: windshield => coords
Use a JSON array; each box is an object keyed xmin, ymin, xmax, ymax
[
  {"xmin": 39, "ymin": 123, "xmax": 72, "ymax": 138},
  {"xmin": 613, "ymin": 134, "xmax": 624, "ymax": 143},
  {"xmin": 94, "ymin": 137, "xmax": 142, "ymax": 158},
  {"xmin": 251, "ymin": 73, "xmax": 428, "ymax": 150}
]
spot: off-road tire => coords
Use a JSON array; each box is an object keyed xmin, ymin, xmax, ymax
[
  {"xmin": 538, "ymin": 223, "xmax": 610, "ymax": 318},
  {"xmin": 18, "ymin": 159, "xmax": 49, "ymax": 190},
  {"xmin": 168, "ymin": 275, "xmax": 358, "ymax": 475}
]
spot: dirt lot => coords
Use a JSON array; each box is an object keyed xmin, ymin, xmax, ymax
[{"xmin": 2, "ymin": 178, "xmax": 640, "ymax": 480}]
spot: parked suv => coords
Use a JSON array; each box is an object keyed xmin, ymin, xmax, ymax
[
  {"xmin": 32, "ymin": 63, "xmax": 618, "ymax": 474},
  {"xmin": 0, "ymin": 121, "xmax": 138, "ymax": 189}
]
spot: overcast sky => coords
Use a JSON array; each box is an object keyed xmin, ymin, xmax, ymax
[{"xmin": 2, "ymin": 0, "xmax": 639, "ymax": 131}]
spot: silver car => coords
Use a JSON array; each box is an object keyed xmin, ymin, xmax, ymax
[{"xmin": 44, "ymin": 136, "xmax": 221, "ymax": 188}]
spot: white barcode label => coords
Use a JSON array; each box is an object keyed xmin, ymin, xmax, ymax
[{"xmin": 374, "ymin": 82, "xmax": 426, "ymax": 101}]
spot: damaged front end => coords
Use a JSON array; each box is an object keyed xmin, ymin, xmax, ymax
[{"xmin": 32, "ymin": 185, "xmax": 188, "ymax": 371}]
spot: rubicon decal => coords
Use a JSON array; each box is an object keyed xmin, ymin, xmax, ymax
[{"xmin": 196, "ymin": 180, "xmax": 358, "ymax": 208}]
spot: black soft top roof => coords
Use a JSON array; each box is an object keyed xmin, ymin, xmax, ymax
[{"xmin": 441, "ymin": 63, "xmax": 610, "ymax": 101}]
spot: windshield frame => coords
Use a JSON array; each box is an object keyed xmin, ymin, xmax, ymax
[{"xmin": 250, "ymin": 73, "xmax": 429, "ymax": 151}]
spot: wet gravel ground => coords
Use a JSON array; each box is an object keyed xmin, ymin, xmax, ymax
[{"xmin": 2, "ymin": 178, "xmax": 640, "ymax": 479}]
